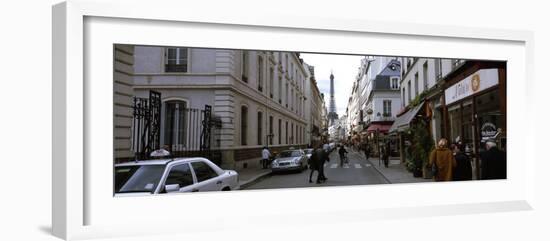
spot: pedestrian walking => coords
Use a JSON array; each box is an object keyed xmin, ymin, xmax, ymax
[
  {"xmin": 451, "ymin": 143, "xmax": 473, "ymax": 181},
  {"xmin": 319, "ymin": 147, "xmax": 328, "ymax": 182},
  {"xmin": 382, "ymin": 142, "xmax": 390, "ymax": 168},
  {"xmin": 338, "ymin": 145, "xmax": 348, "ymax": 167},
  {"xmin": 480, "ymin": 139, "xmax": 506, "ymax": 180},
  {"xmin": 363, "ymin": 142, "xmax": 370, "ymax": 161},
  {"xmin": 308, "ymin": 147, "xmax": 319, "ymax": 183},
  {"xmin": 429, "ymin": 138, "xmax": 457, "ymax": 181},
  {"xmin": 309, "ymin": 146, "xmax": 327, "ymax": 184},
  {"xmin": 261, "ymin": 146, "xmax": 271, "ymax": 169},
  {"xmin": 322, "ymin": 142, "xmax": 331, "ymax": 162}
]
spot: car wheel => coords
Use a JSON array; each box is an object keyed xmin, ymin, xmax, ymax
[{"xmin": 222, "ymin": 187, "xmax": 231, "ymax": 191}]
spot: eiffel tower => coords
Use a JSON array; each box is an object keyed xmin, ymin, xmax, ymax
[{"xmin": 327, "ymin": 71, "xmax": 339, "ymax": 126}]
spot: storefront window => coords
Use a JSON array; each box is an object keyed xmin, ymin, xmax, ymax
[
  {"xmin": 448, "ymin": 104, "xmax": 461, "ymax": 144},
  {"xmin": 442, "ymin": 66, "xmax": 505, "ymax": 180},
  {"xmin": 462, "ymin": 100, "xmax": 474, "ymax": 151},
  {"xmin": 448, "ymin": 100, "xmax": 474, "ymax": 154},
  {"xmin": 476, "ymin": 89, "xmax": 503, "ymax": 151},
  {"xmin": 432, "ymin": 107, "xmax": 443, "ymax": 143}
]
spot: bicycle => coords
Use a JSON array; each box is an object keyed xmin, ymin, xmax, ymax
[
  {"xmin": 344, "ymin": 153, "xmax": 349, "ymax": 164},
  {"xmin": 339, "ymin": 153, "xmax": 349, "ymax": 167}
]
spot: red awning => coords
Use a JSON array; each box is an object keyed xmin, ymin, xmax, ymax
[{"xmin": 366, "ymin": 123, "xmax": 392, "ymax": 134}]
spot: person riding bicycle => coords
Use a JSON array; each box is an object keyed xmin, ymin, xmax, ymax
[{"xmin": 338, "ymin": 145, "xmax": 348, "ymax": 167}]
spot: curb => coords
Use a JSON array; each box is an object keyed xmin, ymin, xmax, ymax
[
  {"xmin": 349, "ymin": 151, "xmax": 392, "ymax": 184},
  {"xmin": 366, "ymin": 157, "xmax": 393, "ymax": 184},
  {"xmin": 238, "ymin": 170, "xmax": 272, "ymax": 190},
  {"xmin": 355, "ymin": 152, "xmax": 432, "ymax": 184}
]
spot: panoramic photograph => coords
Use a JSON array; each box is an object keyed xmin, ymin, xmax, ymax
[{"xmin": 113, "ymin": 44, "xmax": 507, "ymax": 195}]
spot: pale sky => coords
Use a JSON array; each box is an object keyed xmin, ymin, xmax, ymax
[{"xmin": 300, "ymin": 53, "xmax": 365, "ymax": 117}]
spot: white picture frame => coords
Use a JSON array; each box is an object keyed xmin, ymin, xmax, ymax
[{"xmin": 52, "ymin": 0, "xmax": 535, "ymax": 240}]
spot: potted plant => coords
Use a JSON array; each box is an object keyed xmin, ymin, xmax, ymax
[
  {"xmin": 402, "ymin": 130, "xmax": 415, "ymax": 173},
  {"xmin": 405, "ymin": 156, "xmax": 416, "ymax": 173},
  {"xmin": 409, "ymin": 120, "xmax": 434, "ymax": 178}
]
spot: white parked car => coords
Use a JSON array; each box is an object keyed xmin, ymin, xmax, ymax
[{"xmin": 115, "ymin": 157, "xmax": 239, "ymax": 196}]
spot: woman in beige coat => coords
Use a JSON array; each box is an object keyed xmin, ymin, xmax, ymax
[{"xmin": 429, "ymin": 138, "xmax": 457, "ymax": 181}]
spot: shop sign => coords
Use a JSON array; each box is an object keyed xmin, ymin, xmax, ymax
[
  {"xmin": 480, "ymin": 122, "xmax": 498, "ymax": 141},
  {"xmin": 445, "ymin": 68, "xmax": 499, "ymax": 105}
]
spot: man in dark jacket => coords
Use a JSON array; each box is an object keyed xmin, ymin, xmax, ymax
[
  {"xmin": 308, "ymin": 147, "xmax": 319, "ymax": 183},
  {"xmin": 338, "ymin": 145, "xmax": 348, "ymax": 167},
  {"xmin": 309, "ymin": 146, "xmax": 327, "ymax": 184},
  {"xmin": 480, "ymin": 139, "xmax": 506, "ymax": 180},
  {"xmin": 451, "ymin": 144, "xmax": 472, "ymax": 181},
  {"xmin": 382, "ymin": 143, "xmax": 391, "ymax": 168},
  {"xmin": 363, "ymin": 142, "xmax": 370, "ymax": 161},
  {"xmin": 319, "ymin": 147, "xmax": 329, "ymax": 182}
]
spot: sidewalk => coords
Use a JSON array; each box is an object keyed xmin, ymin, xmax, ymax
[
  {"xmin": 234, "ymin": 158, "xmax": 272, "ymax": 189},
  {"xmin": 352, "ymin": 150, "xmax": 433, "ymax": 184}
]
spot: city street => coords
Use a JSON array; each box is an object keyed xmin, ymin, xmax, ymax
[
  {"xmin": 243, "ymin": 150, "xmax": 389, "ymax": 190},
  {"xmin": 114, "ymin": 46, "xmax": 500, "ymax": 192}
]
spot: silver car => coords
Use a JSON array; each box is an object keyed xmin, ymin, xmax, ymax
[
  {"xmin": 304, "ymin": 148, "xmax": 314, "ymax": 161},
  {"xmin": 271, "ymin": 150, "xmax": 308, "ymax": 172}
]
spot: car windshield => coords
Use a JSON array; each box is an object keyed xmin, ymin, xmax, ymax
[
  {"xmin": 304, "ymin": 149, "xmax": 313, "ymax": 154},
  {"xmin": 278, "ymin": 151, "xmax": 302, "ymax": 158},
  {"xmin": 115, "ymin": 164, "xmax": 165, "ymax": 193}
]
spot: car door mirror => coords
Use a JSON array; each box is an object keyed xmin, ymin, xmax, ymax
[{"xmin": 165, "ymin": 184, "xmax": 181, "ymax": 193}]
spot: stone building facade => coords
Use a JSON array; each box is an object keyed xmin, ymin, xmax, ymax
[
  {"xmin": 303, "ymin": 63, "xmax": 325, "ymax": 148},
  {"xmin": 131, "ymin": 46, "xmax": 310, "ymax": 169},
  {"xmin": 345, "ymin": 57, "xmax": 401, "ymax": 145},
  {"xmin": 114, "ymin": 45, "xmax": 135, "ymax": 160}
]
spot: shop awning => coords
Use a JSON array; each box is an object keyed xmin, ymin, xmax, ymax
[
  {"xmin": 389, "ymin": 102, "xmax": 424, "ymax": 133},
  {"xmin": 366, "ymin": 123, "xmax": 392, "ymax": 134}
]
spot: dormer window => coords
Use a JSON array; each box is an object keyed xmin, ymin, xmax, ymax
[{"xmin": 390, "ymin": 76, "xmax": 400, "ymax": 89}]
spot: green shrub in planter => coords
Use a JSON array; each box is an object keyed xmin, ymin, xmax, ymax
[
  {"xmin": 409, "ymin": 119, "xmax": 434, "ymax": 176},
  {"xmin": 404, "ymin": 140, "xmax": 415, "ymax": 172}
]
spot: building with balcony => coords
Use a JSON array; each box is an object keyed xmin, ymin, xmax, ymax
[
  {"xmin": 320, "ymin": 93, "xmax": 329, "ymax": 143},
  {"xmin": 390, "ymin": 57, "xmax": 455, "ymax": 165},
  {"xmin": 390, "ymin": 57, "xmax": 506, "ymax": 179},
  {"xmin": 345, "ymin": 74, "xmax": 361, "ymax": 144},
  {"xmin": 344, "ymin": 57, "xmax": 399, "ymax": 146},
  {"xmin": 130, "ymin": 46, "xmax": 310, "ymax": 170},
  {"xmin": 362, "ymin": 59, "xmax": 402, "ymax": 132},
  {"xmin": 355, "ymin": 58, "xmax": 402, "ymax": 155},
  {"xmin": 303, "ymin": 63, "xmax": 325, "ymax": 147},
  {"xmin": 391, "ymin": 57, "xmax": 463, "ymax": 144}
]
